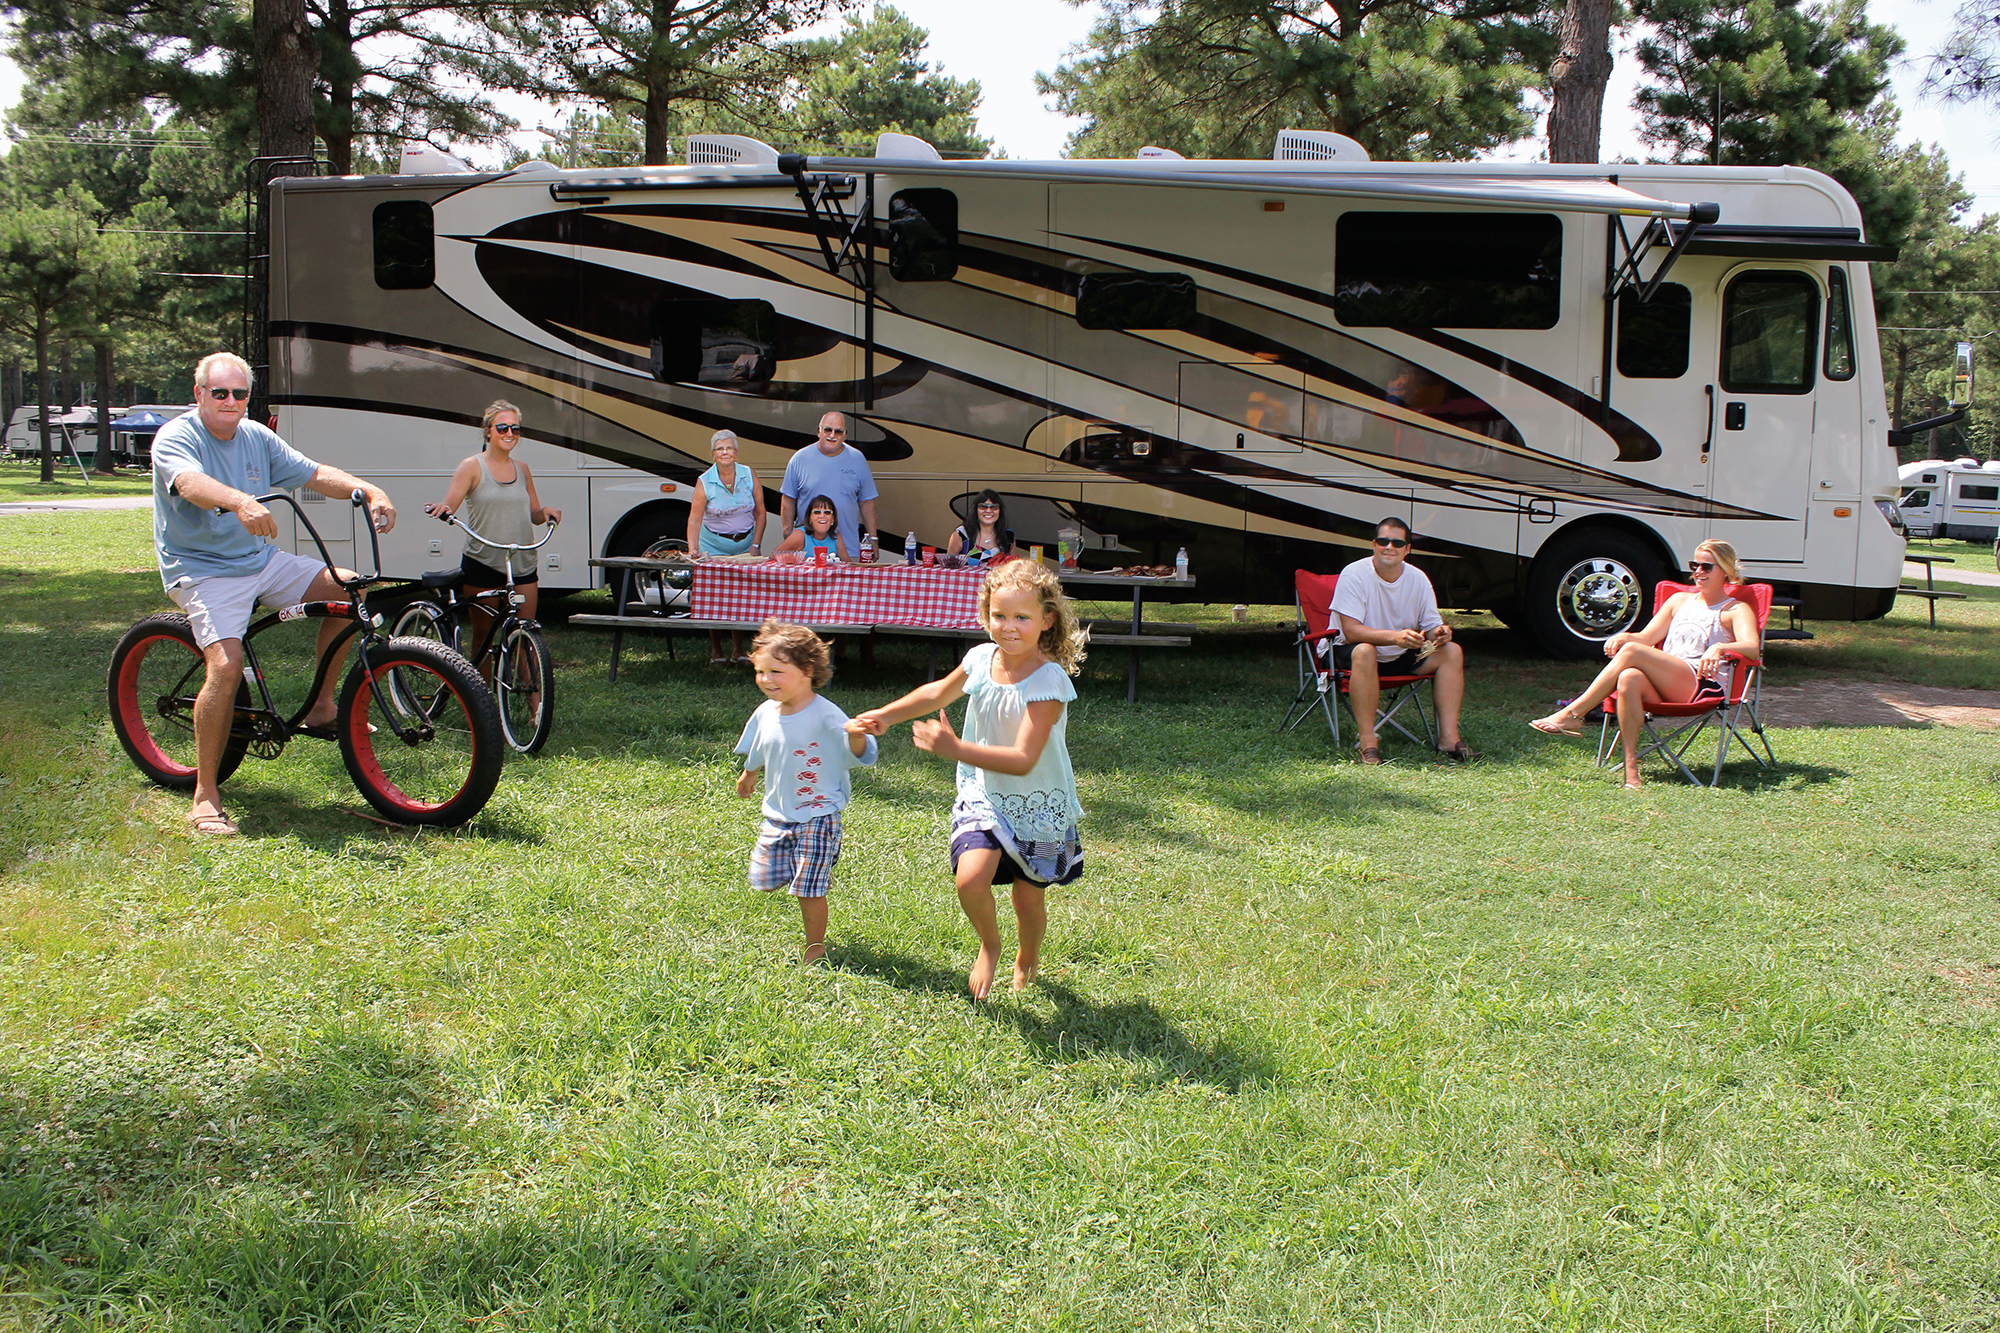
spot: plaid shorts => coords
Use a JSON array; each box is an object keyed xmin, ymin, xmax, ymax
[{"xmin": 749, "ymin": 811, "xmax": 843, "ymax": 899}]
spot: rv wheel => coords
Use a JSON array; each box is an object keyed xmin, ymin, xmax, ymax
[{"xmin": 1524, "ymin": 529, "xmax": 1666, "ymax": 660}]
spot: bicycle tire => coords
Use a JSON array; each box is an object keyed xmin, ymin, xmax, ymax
[
  {"xmin": 495, "ymin": 623, "xmax": 556, "ymax": 754},
  {"xmin": 107, "ymin": 612, "xmax": 249, "ymax": 790},
  {"xmin": 337, "ymin": 636, "xmax": 504, "ymax": 827},
  {"xmin": 392, "ymin": 599, "xmax": 458, "ymax": 654}
]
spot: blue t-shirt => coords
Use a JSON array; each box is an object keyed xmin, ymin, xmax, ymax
[
  {"xmin": 735, "ymin": 694, "xmax": 877, "ymax": 823},
  {"xmin": 152, "ymin": 412, "xmax": 319, "ymax": 585},
  {"xmin": 780, "ymin": 444, "xmax": 879, "ymax": 553}
]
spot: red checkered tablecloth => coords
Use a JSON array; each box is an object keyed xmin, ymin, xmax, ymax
[{"xmin": 691, "ymin": 562, "xmax": 985, "ymax": 629}]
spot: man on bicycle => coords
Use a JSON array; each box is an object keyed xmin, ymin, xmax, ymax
[{"xmin": 151, "ymin": 352, "xmax": 397, "ymax": 835}]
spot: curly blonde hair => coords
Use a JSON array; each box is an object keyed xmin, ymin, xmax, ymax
[
  {"xmin": 979, "ymin": 559, "xmax": 1086, "ymax": 674},
  {"xmin": 1694, "ymin": 538, "xmax": 1741, "ymax": 585},
  {"xmin": 751, "ymin": 618, "xmax": 832, "ymax": 688}
]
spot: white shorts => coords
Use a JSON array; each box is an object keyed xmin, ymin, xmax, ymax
[{"xmin": 165, "ymin": 549, "xmax": 328, "ymax": 648}]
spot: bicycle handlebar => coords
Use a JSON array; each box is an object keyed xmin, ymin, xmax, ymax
[
  {"xmin": 424, "ymin": 505, "xmax": 560, "ymax": 552},
  {"xmin": 249, "ymin": 489, "xmax": 384, "ymax": 588}
]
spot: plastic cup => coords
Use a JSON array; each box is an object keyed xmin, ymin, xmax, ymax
[
  {"xmin": 921, "ymin": 546, "xmax": 937, "ymax": 566},
  {"xmin": 814, "ymin": 547, "xmax": 827, "ymax": 567}
]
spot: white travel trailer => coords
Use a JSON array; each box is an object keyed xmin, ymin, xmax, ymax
[
  {"xmin": 1898, "ymin": 457, "xmax": 2000, "ymax": 540},
  {"xmin": 263, "ymin": 131, "xmax": 1909, "ymax": 655}
]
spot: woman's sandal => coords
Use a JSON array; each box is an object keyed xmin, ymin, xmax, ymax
[
  {"xmin": 1529, "ymin": 710, "xmax": 1584, "ymax": 737},
  {"xmin": 1359, "ymin": 745, "xmax": 1386, "ymax": 766}
]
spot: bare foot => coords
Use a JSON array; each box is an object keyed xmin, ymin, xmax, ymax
[
  {"xmin": 1530, "ymin": 708, "xmax": 1583, "ymax": 737},
  {"xmin": 969, "ymin": 946, "xmax": 998, "ymax": 1001},
  {"xmin": 1011, "ymin": 956, "xmax": 1039, "ymax": 992},
  {"xmin": 1623, "ymin": 767, "xmax": 1643, "ymax": 790},
  {"xmin": 801, "ymin": 942, "xmax": 827, "ymax": 966}
]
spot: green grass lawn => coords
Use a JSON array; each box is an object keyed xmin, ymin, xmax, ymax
[
  {"xmin": 0, "ymin": 457, "xmax": 156, "ymax": 503},
  {"xmin": 3, "ymin": 510, "xmax": 1997, "ymax": 1331},
  {"xmin": 1904, "ymin": 535, "xmax": 1999, "ymax": 578}
]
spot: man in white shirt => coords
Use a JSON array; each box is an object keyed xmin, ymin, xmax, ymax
[{"xmin": 1329, "ymin": 517, "xmax": 1473, "ymax": 764}]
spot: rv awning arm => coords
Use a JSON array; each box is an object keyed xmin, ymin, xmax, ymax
[{"xmin": 1607, "ymin": 200, "xmax": 1720, "ymax": 303}]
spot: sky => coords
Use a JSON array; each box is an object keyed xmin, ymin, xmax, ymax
[{"xmin": 0, "ymin": 0, "xmax": 1995, "ymax": 213}]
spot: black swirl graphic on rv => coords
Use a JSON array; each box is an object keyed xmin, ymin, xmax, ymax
[{"xmin": 1050, "ymin": 230, "xmax": 1666, "ymax": 464}]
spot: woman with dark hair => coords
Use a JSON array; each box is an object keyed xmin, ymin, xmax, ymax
[{"xmin": 947, "ymin": 490, "xmax": 1015, "ymax": 561}]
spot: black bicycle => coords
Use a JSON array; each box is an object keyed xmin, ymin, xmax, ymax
[
  {"xmin": 107, "ymin": 491, "xmax": 506, "ymax": 827},
  {"xmin": 392, "ymin": 509, "xmax": 559, "ymax": 754}
]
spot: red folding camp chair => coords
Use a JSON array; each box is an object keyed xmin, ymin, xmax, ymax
[
  {"xmin": 1595, "ymin": 580, "xmax": 1777, "ymax": 786},
  {"xmin": 1281, "ymin": 569, "xmax": 1437, "ymax": 753}
]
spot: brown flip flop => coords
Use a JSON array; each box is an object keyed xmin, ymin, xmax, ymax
[
  {"xmin": 187, "ymin": 810, "xmax": 239, "ymax": 837},
  {"xmin": 1360, "ymin": 746, "xmax": 1385, "ymax": 766}
]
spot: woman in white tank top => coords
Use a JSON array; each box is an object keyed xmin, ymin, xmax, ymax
[
  {"xmin": 426, "ymin": 400, "xmax": 562, "ymax": 633},
  {"xmin": 1530, "ymin": 538, "xmax": 1761, "ymax": 789}
]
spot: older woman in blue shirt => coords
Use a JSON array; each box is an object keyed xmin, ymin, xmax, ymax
[{"xmin": 686, "ymin": 428, "xmax": 766, "ymax": 663}]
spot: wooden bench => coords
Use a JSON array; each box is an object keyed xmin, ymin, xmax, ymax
[{"xmin": 1899, "ymin": 554, "xmax": 1966, "ymax": 629}]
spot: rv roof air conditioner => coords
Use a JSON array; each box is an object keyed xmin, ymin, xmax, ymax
[
  {"xmin": 1272, "ymin": 129, "xmax": 1369, "ymax": 162},
  {"xmin": 684, "ymin": 134, "xmax": 780, "ymax": 167},
  {"xmin": 398, "ymin": 144, "xmax": 474, "ymax": 174},
  {"xmin": 1136, "ymin": 145, "xmax": 1185, "ymax": 160},
  {"xmin": 876, "ymin": 132, "xmax": 943, "ymax": 160}
]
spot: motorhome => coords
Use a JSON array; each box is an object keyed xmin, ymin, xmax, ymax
[
  {"xmin": 263, "ymin": 130, "xmax": 1909, "ymax": 656},
  {"xmin": 1898, "ymin": 457, "xmax": 2000, "ymax": 540}
]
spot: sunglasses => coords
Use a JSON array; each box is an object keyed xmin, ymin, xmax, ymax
[
  {"xmin": 1373, "ymin": 536, "xmax": 1410, "ymax": 549},
  {"xmin": 977, "ymin": 503, "xmax": 1001, "ymax": 511},
  {"xmin": 207, "ymin": 387, "xmax": 250, "ymax": 401},
  {"xmin": 819, "ymin": 427, "xmax": 846, "ymax": 436},
  {"xmin": 1688, "ymin": 560, "xmax": 1717, "ymax": 573},
  {"xmin": 490, "ymin": 423, "xmax": 521, "ymax": 435}
]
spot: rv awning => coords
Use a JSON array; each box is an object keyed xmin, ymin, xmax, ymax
[
  {"xmin": 800, "ymin": 157, "xmax": 1704, "ymax": 221},
  {"xmin": 1658, "ymin": 224, "xmax": 1898, "ymax": 262}
]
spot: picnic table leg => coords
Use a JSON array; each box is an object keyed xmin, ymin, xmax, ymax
[
  {"xmin": 608, "ymin": 626, "xmax": 622, "ymax": 684},
  {"xmin": 1927, "ymin": 563, "xmax": 1938, "ymax": 629}
]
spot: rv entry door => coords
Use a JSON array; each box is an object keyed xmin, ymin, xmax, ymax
[{"xmin": 1706, "ymin": 268, "xmax": 1818, "ymax": 562}]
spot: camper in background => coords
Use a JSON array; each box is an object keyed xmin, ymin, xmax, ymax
[{"xmin": 1898, "ymin": 457, "xmax": 2000, "ymax": 542}]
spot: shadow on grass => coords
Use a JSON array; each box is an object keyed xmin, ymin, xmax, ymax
[
  {"xmin": 222, "ymin": 787, "xmax": 549, "ymax": 848},
  {"xmin": 832, "ymin": 943, "xmax": 1275, "ymax": 1092}
]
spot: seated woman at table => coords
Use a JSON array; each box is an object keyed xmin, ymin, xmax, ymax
[
  {"xmin": 686, "ymin": 428, "xmax": 766, "ymax": 664},
  {"xmin": 772, "ymin": 494, "xmax": 850, "ymax": 563},
  {"xmin": 1530, "ymin": 538, "xmax": 1760, "ymax": 790},
  {"xmin": 946, "ymin": 489, "xmax": 1015, "ymax": 561}
]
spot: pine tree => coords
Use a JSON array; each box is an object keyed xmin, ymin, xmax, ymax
[
  {"xmin": 784, "ymin": 6, "xmax": 991, "ymax": 157},
  {"xmin": 1036, "ymin": 0, "xmax": 1559, "ymax": 162}
]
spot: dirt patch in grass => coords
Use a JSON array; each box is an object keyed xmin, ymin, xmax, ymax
[
  {"xmin": 1937, "ymin": 964, "xmax": 2000, "ymax": 1008},
  {"xmin": 1762, "ymin": 680, "xmax": 2000, "ymax": 729}
]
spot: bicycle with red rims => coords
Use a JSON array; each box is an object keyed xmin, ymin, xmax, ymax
[{"xmin": 107, "ymin": 490, "xmax": 505, "ymax": 827}]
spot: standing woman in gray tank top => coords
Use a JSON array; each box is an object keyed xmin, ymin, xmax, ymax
[{"xmin": 428, "ymin": 400, "xmax": 562, "ymax": 639}]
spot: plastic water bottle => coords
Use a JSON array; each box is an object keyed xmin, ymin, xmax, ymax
[
  {"xmin": 1175, "ymin": 546, "xmax": 1190, "ymax": 580},
  {"xmin": 905, "ymin": 530, "xmax": 918, "ymax": 565}
]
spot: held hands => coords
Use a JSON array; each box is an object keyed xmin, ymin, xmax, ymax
[
  {"xmin": 911, "ymin": 710, "xmax": 959, "ymax": 760},
  {"xmin": 845, "ymin": 712, "xmax": 887, "ymax": 737}
]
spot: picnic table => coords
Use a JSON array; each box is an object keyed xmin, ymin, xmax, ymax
[
  {"xmin": 1899, "ymin": 554, "xmax": 1965, "ymax": 629},
  {"xmin": 571, "ymin": 556, "xmax": 1192, "ymax": 700}
]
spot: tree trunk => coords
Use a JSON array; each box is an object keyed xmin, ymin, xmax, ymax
[
  {"xmin": 644, "ymin": 85, "xmax": 674, "ymax": 165},
  {"xmin": 643, "ymin": 0, "xmax": 674, "ymax": 165},
  {"xmin": 35, "ymin": 320, "xmax": 53, "ymax": 485},
  {"xmin": 93, "ymin": 340, "xmax": 118, "ymax": 475},
  {"xmin": 255, "ymin": 0, "xmax": 320, "ymax": 159},
  {"xmin": 1548, "ymin": 0, "xmax": 1617, "ymax": 164},
  {"xmin": 324, "ymin": 0, "xmax": 354, "ymax": 175}
]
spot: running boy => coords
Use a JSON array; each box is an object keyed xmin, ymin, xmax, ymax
[
  {"xmin": 735, "ymin": 619, "xmax": 877, "ymax": 963},
  {"xmin": 849, "ymin": 560, "xmax": 1087, "ymax": 999}
]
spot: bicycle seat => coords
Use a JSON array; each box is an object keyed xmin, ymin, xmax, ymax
[{"xmin": 420, "ymin": 567, "xmax": 465, "ymax": 589}]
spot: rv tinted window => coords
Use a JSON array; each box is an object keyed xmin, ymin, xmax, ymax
[
  {"xmin": 1617, "ymin": 284, "xmax": 1691, "ymax": 378},
  {"xmin": 1722, "ymin": 271, "xmax": 1818, "ymax": 394},
  {"xmin": 373, "ymin": 200, "xmax": 434, "ymax": 289},
  {"xmin": 1075, "ymin": 272, "xmax": 1198, "ymax": 330},
  {"xmin": 1964, "ymin": 484, "xmax": 2000, "ymax": 501},
  {"xmin": 650, "ymin": 299, "xmax": 776, "ymax": 387},
  {"xmin": 1824, "ymin": 267, "xmax": 1855, "ymax": 381},
  {"xmin": 1900, "ymin": 490, "xmax": 1932, "ymax": 508},
  {"xmin": 889, "ymin": 189, "xmax": 957, "ymax": 282},
  {"xmin": 1335, "ymin": 212, "xmax": 1562, "ymax": 329}
]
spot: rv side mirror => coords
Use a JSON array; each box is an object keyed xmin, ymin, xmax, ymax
[{"xmin": 1950, "ymin": 341, "xmax": 1974, "ymax": 408}]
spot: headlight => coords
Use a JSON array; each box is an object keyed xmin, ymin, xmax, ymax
[{"xmin": 1873, "ymin": 499, "xmax": 1905, "ymax": 534}]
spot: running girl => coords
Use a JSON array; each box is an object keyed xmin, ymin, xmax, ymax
[{"xmin": 849, "ymin": 560, "xmax": 1087, "ymax": 999}]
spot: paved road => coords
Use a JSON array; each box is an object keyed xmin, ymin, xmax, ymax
[
  {"xmin": 1905, "ymin": 560, "xmax": 2000, "ymax": 588},
  {"xmin": 0, "ymin": 496, "xmax": 152, "ymax": 514}
]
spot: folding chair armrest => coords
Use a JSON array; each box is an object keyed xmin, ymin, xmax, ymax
[
  {"xmin": 1721, "ymin": 648, "xmax": 1761, "ymax": 667},
  {"xmin": 1303, "ymin": 627, "xmax": 1342, "ymax": 646}
]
